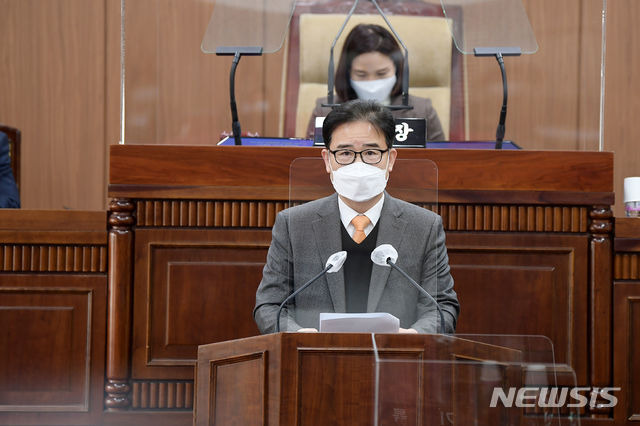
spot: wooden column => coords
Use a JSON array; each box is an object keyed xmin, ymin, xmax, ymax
[
  {"xmin": 105, "ymin": 198, "xmax": 135, "ymax": 409},
  {"xmin": 589, "ymin": 205, "xmax": 613, "ymax": 417}
]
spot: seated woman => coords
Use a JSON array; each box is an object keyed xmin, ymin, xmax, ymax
[{"xmin": 306, "ymin": 23, "xmax": 445, "ymax": 141}]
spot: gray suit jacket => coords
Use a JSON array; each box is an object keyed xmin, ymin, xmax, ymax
[{"xmin": 254, "ymin": 193, "xmax": 459, "ymax": 334}]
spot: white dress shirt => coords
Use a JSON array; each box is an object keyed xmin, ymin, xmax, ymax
[{"xmin": 337, "ymin": 194, "xmax": 385, "ymax": 239}]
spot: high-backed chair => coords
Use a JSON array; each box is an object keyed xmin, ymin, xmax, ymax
[
  {"xmin": 0, "ymin": 124, "xmax": 20, "ymax": 189},
  {"xmin": 281, "ymin": 1, "xmax": 465, "ymax": 141}
]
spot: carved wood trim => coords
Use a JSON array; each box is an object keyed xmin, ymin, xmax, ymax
[
  {"xmin": 430, "ymin": 204, "xmax": 588, "ymax": 232},
  {"xmin": 105, "ymin": 199, "xmax": 135, "ymax": 410},
  {"xmin": 614, "ymin": 253, "xmax": 640, "ymax": 280},
  {"xmin": 130, "ymin": 380, "xmax": 193, "ymax": 410},
  {"xmin": 135, "ymin": 200, "xmax": 288, "ymax": 228},
  {"xmin": 104, "ymin": 380, "xmax": 130, "ymax": 410},
  {"xmin": 134, "ymin": 199, "xmax": 590, "ymax": 233},
  {"xmin": 0, "ymin": 244, "xmax": 106, "ymax": 272}
]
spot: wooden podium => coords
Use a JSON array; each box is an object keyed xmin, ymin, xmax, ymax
[
  {"xmin": 194, "ymin": 333, "xmax": 522, "ymax": 426},
  {"xmin": 103, "ymin": 145, "xmax": 616, "ymax": 425}
]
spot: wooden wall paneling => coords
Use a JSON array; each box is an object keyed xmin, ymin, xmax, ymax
[
  {"xmin": 123, "ymin": 0, "xmax": 159, "ymax": 144},
  {"xmin": 105, "ymin": 199, "xmax": 135, "ymax": 409},
  {"xmin": 105, "ymin": 0, "xmax": 123, "ymax": 206},
  {"xmin": 123, "ymin": 0, "xmax": 278, "ymax": 145},
  {"xmin": 613, "ymin": 218, "xmax": 640, "ymax": 424},
  {"xmin": 130, "ymin": 228, "xmax": 271, "ymax": 380},
  {"xmin": 0, "ymin": 0, "xmax": 107, "ymax": 210},
  {"xmin": 264, "ymin": 45, "xmax": 287, "ymax": 137},
  {"xmin": 447, "ymin": 231, "xmax": 589, "ymax": 384},
  {"xmin": 613, "ymin": 282, "xmax": 640, "ymax": 424},
  {"xmin": 0, "ymin": 209, "xmax": 108, "ymax": 424},
  {"xmin": 578, "ymin": 1, "xmax": 605, "ymax": 152},
  {"xmin": 464, "ymin": 0, "xmax": 603, "ymax": 151},
  {"xmin": 0, "ymin": 274, "xmax": 107, "ymax": 425},
  {"xmin": 604, "ymin": 0, "xmax": 640, "ymax": 217},
  {"xmin": 155, "ymin": 0, "xmax": 225, "ymax": 145}
]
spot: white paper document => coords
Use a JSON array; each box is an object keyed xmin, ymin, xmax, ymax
[{"xmin": 319, "ymin": 312, "xmax": 400, "ymax": 333}]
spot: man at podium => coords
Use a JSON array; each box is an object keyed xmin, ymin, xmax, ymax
[{"xmin": 254, "ymin": 100, "xmax": 459, "ymax": 334}]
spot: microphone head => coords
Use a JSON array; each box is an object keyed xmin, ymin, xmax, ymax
[
  {"xmin": 326, "ymin": 251, "xmax": 347, "ymax": 273},
  {"xmin": 371, "ymin": 244, "xmax": 398, "ymax": 266}
]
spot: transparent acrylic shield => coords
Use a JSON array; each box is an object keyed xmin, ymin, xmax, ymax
[
  {"xmin": 201, "ymin": 0, "xmax": 295, "ymax": 54},
  {"xmin": 278, "ymin": 157, "xmax": 440, "ymax": 332},
  {"xmin": 372, "ymin": 333, "xmax": 582, "ymax": 425},
  {"xmin": 440, "ymin": 0, "xmax": 538, "ymax": 55},
  {"xmin": 121, "ymin": 0, "xmax": 607, "ymax": 153}
]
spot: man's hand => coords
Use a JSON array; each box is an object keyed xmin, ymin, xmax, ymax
[
  {"xmin": 399, "ymin": 327, "xmax": 418, "ymax": 334},
  {"xmin": 297, "ymin": 328, "xmax": 319, "ymax": 332}
]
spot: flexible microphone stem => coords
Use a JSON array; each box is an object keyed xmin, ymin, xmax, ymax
[
  {"xmin": 495, "ymin": 53, "xmax": 508, "ymax": 149},
  {"xmin": 387, "ymin": 259, "xmax": 445, "ymax": 334},
  {"xmin": 275, "ymin": 263, "xmax": 333, "ymax": 333},
  {"xmin": 229, "ymin": 52, "xmax": 242, "ymax": 146},
  {"xmin": 369, "ymin": 0, "xmax": 411, "ymax": 108},
  {"xmin": 326, "ymin": 0, "xmax": 359, "ymax": 105}
]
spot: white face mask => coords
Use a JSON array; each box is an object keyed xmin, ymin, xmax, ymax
[
  {"xmin": 330, "ymin": 159, "xmax": 389, "ymax": 202},
  {"xmin": 350, "ymin": 76, "xmax": 397, "ymax": 102}
]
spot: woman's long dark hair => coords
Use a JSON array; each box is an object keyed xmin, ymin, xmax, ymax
[{"xmin": 334, "ymin": 23, "xmax": 404, "ymax": 102}]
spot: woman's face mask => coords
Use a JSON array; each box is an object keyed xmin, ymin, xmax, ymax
[
  {"xmin": 350, "ymin": 76, "xmax": 397, "ymax": 102},
  {"xmin": 349, "ymin": 51, "xmax": 397, "ymax": 102}
]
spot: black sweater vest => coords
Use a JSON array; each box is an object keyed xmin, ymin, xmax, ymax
[{"xmin": 341, "ymin": 222, "xmax": 379, "ymax": 313}]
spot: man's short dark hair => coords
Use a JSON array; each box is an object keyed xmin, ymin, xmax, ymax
[{"xmin": 322, "ymin": 99, "xmax": 395, "ymax": 149}]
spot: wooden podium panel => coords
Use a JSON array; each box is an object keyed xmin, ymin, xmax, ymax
[
  {"xmin": 613, "ymin": 218, "xmax": 640, "ymax": 425},
  {"xmin": 194, "ymin": 333, "xmax": 522, "ymax": 426},
  {"xmin": 0, "ymin": 210, "xmax": 107, "ymax": 426},
  {"xmin": 448, "ymin": 232, "xmax": 589, "ymax": 383},
  {"xmin": 130, "ymin": 228, "xmax": 270, "ymax": 379}
]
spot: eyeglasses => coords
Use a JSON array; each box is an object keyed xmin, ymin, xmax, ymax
[{"xmin": 329, "ymin": 148, "xmax": 389, "ymax": 165}]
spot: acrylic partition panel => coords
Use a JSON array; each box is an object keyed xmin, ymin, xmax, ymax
[
  {"xmin": 372, "ymin": 334, "xmax": 583, "ymax": 425},
  {"xmin": 121, "ymin": 0, "xmax": 606, "ymax": 151},
  {"xmin": 121, "ymin": 0, "xmax": 295, "ymax": 145},
  {"xmin": 437, "ymin": 0, "xmax": 607, "ymax": 150},
  {"xmin": 201, "ymin": 0, "xmax": 296, "ymax": 55}
]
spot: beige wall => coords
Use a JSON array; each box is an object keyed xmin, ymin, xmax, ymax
[
  {"xmin": 0, "ymin": 0, "xmax": 636, "ymax": 215},
  {"xmin": 604, "ymin": 1, "xmax": 640, "ymax": 216}
]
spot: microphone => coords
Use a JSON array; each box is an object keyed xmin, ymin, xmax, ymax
[
  {"xmin": 371, "ymin": 244, "xmax": 446, "ymax": 333},
  {"xmin": 275, "ymin": 251, "xmax": 347, "ymax": 332}
]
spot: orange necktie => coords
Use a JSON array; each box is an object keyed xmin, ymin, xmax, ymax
[{"xmin": 351, "ymin": 215, "xmax": 371, "ymax": 244}]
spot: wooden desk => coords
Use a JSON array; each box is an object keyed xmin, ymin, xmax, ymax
[{"xmin": 0, "ymin": 210, "xmax": 107, "ymax": 425}]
